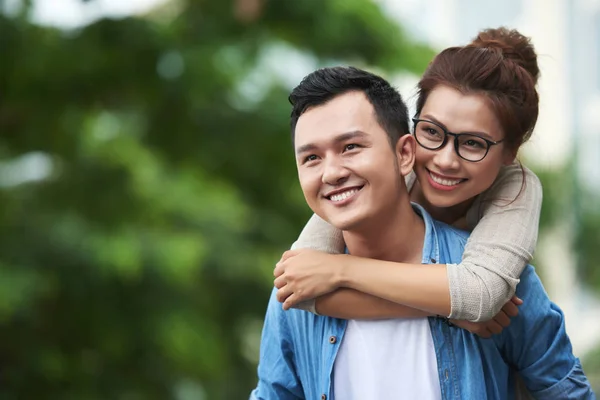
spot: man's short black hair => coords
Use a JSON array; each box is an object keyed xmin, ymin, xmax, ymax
[{"xmin": 289, "ymin": 66, "xmax": 409, "ymax": 144}]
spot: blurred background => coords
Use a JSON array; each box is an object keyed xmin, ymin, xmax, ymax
[{"xmin": 0, "ymin": 0, "xmax": 598, "ymax": 398}]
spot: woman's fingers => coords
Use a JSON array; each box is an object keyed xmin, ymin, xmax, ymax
[
  {"xmin": 274, "ymin": 275, "xmax": 286, "ymax": 289},
  {"xmin": 283, "ymin": 293, "xmax": 300, "ymax": 311},
  {"xmin": 511, "ymin": 295, "xmax": 523, "ymax": 305},
  {"xmin": 486, "ymin": 320, "xmax": 504, "ymax": 335},
  {"xmin": 501, "ymin": 300, "xmax": 519, "ymax": 317},
  {"xmin": 276, "ymin": 285, "xmax": 292, "ymax": 303},
  {"xmin": 493, "ymin": 311, "xmax": 511, "ymax": 328}
]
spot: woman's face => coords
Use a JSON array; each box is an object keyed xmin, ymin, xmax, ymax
[{"xmin": 413, "ymin": 85, "xmax": 514, "ymax": 213}]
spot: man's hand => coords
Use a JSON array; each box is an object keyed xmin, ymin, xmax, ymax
[
  {"xmin": 450, "ymin": 296, "xmax": 523, "ymax": 338},
  {"xmin": 274, "ymin": 249, "xmax": 344, "ymax": 310}
]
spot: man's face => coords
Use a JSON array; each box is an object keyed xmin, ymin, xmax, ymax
[{"xmin": 294, "ymin": 91, "xmax": 413, "ymax": 231}]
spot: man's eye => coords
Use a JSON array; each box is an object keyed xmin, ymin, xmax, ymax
[
  {"xmin": 344, "ymin": 144, "xmax": 360, "ymax": 151},
  {"xmin": 304, "ymin": 154, "xmax": 318, "ymax": 163}
]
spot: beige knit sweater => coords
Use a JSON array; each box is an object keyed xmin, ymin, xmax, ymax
[{"xmin": 292, "ymin": 162, "xmax": 542, "ymax": 322}]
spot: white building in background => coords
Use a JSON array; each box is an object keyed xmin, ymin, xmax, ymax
[
  {"xmin": 380, "ymin": 0, "xmax": 600, "ymax": 354},
  {"xmin": 570, "ymin": 0, "xmax": 600, "ymax": 195}
]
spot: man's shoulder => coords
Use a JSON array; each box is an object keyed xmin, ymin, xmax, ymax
[
  {"xmin": 431, "ymin": 219, "xmax": 470, "ymax": 257},
  {"xmin": 266, "ymin": 287, "xmax": 332, "ymax": 326},
  {"xmin": 412, "ymin": 203, "xmax": 471, "ymax": 264},
  {"xmin": 413, "ymin": 203, "xmax": 469, "ymax": 246},
  {"xmin": 433, "ymin": 219, "xmax": 470, "ymax": 241}
]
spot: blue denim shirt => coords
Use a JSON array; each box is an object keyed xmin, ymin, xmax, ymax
[{"xmin": 251, "ymin": 206, "xmax": 595, "ymax": 400}]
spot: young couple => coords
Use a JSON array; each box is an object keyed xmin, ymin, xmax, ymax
[{"xmin": 251, "ymin": 28, "xmax": 595, "ymax": 399}]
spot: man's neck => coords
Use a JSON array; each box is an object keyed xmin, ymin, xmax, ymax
[{"xmin": 342, "ymin": 200, "xmax": 425, "ymax": 264}]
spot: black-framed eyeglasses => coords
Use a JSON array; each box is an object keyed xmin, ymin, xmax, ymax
[{"xmin": 412, "ymin": 118, "xmax": 504, "ymax": 162}]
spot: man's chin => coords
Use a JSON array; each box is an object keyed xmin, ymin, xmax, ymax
[
  {"xmin": 314, "ymin": 203, "xmax": 368, "ymax": 231},
  {"xmin": 324, "ymin": 214, "xmax": 365, "ymax": 232}
]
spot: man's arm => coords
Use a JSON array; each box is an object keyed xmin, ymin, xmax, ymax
[
  {"xmin": 497, "ymin": 266, "xmax": 594, "ymax": 399},
  {"xmin": 250, "ymin": 288, "xmax": 304, "ymax": 400}
]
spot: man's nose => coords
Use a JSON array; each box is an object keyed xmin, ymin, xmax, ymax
[{"xmin": 322, "ymin": 156, "xmax": 350, "ymax": 185}]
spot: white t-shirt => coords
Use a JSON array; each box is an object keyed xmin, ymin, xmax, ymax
[{"xmin": 333, "ymin": 318, "xmax": 442, "ymax": 400}]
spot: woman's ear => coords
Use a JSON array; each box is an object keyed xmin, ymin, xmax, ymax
[
  {"xmin": 396, "ymin": 134, "xmax": 416, "ymax": 176},
  {"xmin": 503, "ymin": 147, "xmax": 517, "ymax": 166}
]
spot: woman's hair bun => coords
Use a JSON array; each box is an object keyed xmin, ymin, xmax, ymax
[{"xmin": 470, "ymin": 27, "xmax": 540, "ymax": 85}]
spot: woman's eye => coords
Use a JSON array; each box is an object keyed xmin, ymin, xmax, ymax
[
  {"xmin": 464, "ymin": 139, "xmax": 484, "ymax": 148},
  {"xmin": 426, "ymin": 128, "xmax": 440, "ymax": 136},
  {"xmin": 344, "ymin": 143, "xmax": 359, "ymax": 151}
]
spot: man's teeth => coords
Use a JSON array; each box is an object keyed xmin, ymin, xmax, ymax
[
  {"xmin": 430, "ymin": 172, "xmax": 462, "ymax": 186},
  {"xmin": 330, "ymin": 189, "xmax": 358, "ymax": 202}
]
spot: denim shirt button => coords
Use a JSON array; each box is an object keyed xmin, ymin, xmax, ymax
[
  {"xmin": 328, "ymin": 335, "xmax": 337, "ymax": 344},
  {"xmin": 321, "ymin": 394, "xmax": 327, "ymax": 400},
  {"xmin": 444, "ymin": 369, "xmax": 449, "ymax": 381}
]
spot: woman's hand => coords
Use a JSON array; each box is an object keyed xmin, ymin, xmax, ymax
[
  {"xmin": 274, "ymin": 249, "xmax": 345, "ymax": 310},
  {"xmin": 450, "ymin": 296, "xmax": 523, "ymax": 338}
]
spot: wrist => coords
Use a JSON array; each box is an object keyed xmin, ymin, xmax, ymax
[
  {"xmin": 335, "ymin": 255, "xmax": 356, "ymax": 288},
  {"xmin": 314, "ymin": 297, "xmax": 322, "ymax": 315}
]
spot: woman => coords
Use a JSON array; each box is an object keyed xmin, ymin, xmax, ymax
[{"xmin": 274, "ymin": 27, "xmax": 543, "ymax": 335}]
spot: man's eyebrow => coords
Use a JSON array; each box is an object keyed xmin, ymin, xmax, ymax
[
  {"xmin": 334, "ymin": 130, "xmax": 369, "ymax": 143},
  {"xmin": 295, "ymin": 130, "xmax": 370, "ymax": 155},
  {"xmin": 295, "ymin": 143, "xmax": 317, "ymax": 155},
  {"xmin": 421, "ymin": 114, "xmax": 494, "ymax": 140}
]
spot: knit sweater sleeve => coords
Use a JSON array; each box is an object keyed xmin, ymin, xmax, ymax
[{"xmin": 447, "ymin": 162, "xmax": 542, "ymax": 321}]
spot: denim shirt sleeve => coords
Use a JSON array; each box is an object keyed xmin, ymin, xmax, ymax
[
  {"xmin": 497, "ymin": 266, "xmax": 595, "ymax": 399},
  {"xmin": 250, "ymin": 288, "xmax": 305, "ymax": 400}
]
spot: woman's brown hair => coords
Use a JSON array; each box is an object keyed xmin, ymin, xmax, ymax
[{"xmin": 415, "ymin": 27, "xmax": 540, "ymax": 154}]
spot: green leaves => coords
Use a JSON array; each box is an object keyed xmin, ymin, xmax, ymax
[{"xmin": 0, "ymin": 1, "xmax": 435, "ymax": 398}]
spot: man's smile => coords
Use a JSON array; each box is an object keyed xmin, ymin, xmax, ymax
[{"xmin": 323, "ymin": 186, "xmax": 364, "ymax": 205}]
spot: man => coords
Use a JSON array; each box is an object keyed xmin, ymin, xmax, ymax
[{"xmin": 250, "ymin": 67, "xmax": 594, "ymax": 399}]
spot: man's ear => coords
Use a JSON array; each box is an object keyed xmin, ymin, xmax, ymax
[{"xmin": 396, "ymin": 134, "xmax": 416, "ymax": 176}]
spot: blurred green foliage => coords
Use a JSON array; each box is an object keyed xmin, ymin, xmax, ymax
[
  {"xmin": 2, "ymin": 0, "xmax": 599, "ymax": 397},
  {"xmin": 0, "ymin": 0, "xmax": 435, "ymax": 398},
  {"xmin": 536, "ymin": 162, "xmax": 600, "ymax": 293}
]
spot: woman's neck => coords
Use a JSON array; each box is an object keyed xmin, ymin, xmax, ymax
[{"xmin": 409, "ymin": 180, "xmax": 474, "ymax": 227}]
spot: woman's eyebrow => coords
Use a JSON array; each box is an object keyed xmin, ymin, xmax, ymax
[{"xmin": 420, "ymin": 114, "xmax": 494, "ymax": 140}]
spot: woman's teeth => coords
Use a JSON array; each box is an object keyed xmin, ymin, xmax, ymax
[{"xmin": 430, "ymin": 172, "xmax": 462, "ymax": 186}]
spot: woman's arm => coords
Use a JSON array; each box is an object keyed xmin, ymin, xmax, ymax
[
  {"xmin": 289, "ymin": 174, "xmax": 445, "ymax": 318},
  {"xmin": 315, "ymin": 288, "xmax": 521, "ymax": 338},
  {"xmin": 281, "ymin": 164, "xmax": 541, "ymax": 322},
  {"xmin": 447, "ymin": 163, "xmax": 542, "ymax": 321},
  {"xmin": 328, "ymin": 162, "xmax": 540, "ymax": 322},
  {"xmin": 291, "ymin": 212, "xmax": 441, "ymax": 319},
  {"xmin": 289, "ymin": 217, "xmax": 438, "ymax": 319},
  {"xmin": 289, "ymin": 213, "xmax": 343, "ymax": 314},
  {"xmin": 315, "ymin": 289, "xmax": 431, "ymax": 319},
  {"xmin": 292, "ymin": 213, "xmax": 345, "ymax": 254},
  {"xmin": 275, "ymin": 249, "xmax": 451, "ymax": 316}
]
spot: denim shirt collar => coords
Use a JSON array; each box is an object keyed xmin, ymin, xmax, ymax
[
  {"xmin": 344, "ymin": 203, "xmax": 440, "ymax": 265},
  {"xmin": 412, "ymin": 202, "xmax": 441, "ymax": 265}
]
